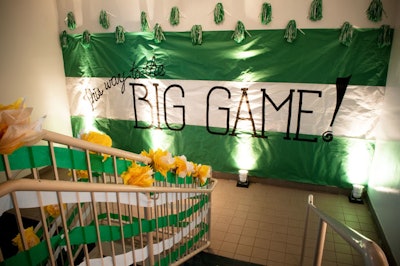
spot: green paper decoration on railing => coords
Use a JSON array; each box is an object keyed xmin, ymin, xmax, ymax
[
  {"xmin": 115, "ymin": 25, "xmax": 125, "ymax": 44},
  {"xmin": 339, "ymin": 22, "xmax": 353, "ymax": 46},
  {"xmin": 67, "ymin": 12, "xmax": 76, "ymax": 30},
  {"xmin": 153, "ymin": 23, "xmax": 166, "ymax": 43},
  {"xmin": 366, "ymin": 0, "xmax": 384, "ymax": 22},
  {"xmin": 309, "ymin": 0, "xmax": 322, "ymax": 21},
  {"xmin": 284, "ymin": 20, "xmax": 297, "ymax": 43},
  {"xmin": 60, "ymin": 30, "xmax": 68, "ymax": 48},
  {"xmin": 377, "ymin": 25, "xmax": 392, "ymax": 48},
  {"xmin": 99, "ymin": 10, "xmax": 110, "ymax": 29},
  {"xmin": 141, "ymin": 11, "xmax": 149, "ymax": 32},
  {"xmin": 170, "ymin": 6, "xmax": 180, "ymax": 26},
  {"xmin": 214, "ymin": 3, "xmax": 224, "ymax": 25},
  {"xmin": 232, "ymin": 21, "xmax": 251, "ymax": 44},
  {"xmin": 261, "ymin": 3, "xmax": 272, "ymax": 25},
  {"xmin": 82, "ymin": 30, "xmax": 91, "ymax": 46},
  {"xmin": 191, "ymin": 25, "xmax": 203, "ymax": 45}
]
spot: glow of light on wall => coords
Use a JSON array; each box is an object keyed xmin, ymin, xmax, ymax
[
  {"xmin": 345, "ymin": 141, "xmax": 374, "ymax": 185},
  {"xmin": 233, "ymin": 134, "xmax": 257, "ymax": 171},
  {"xmin": 149, "ymin": 129, "xmax": 173, "ymax": 151}
]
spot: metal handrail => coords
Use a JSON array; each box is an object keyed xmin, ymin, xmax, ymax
[{"xmin": 301, "ymin": 194, "xmax": 388, "ymax": 266}]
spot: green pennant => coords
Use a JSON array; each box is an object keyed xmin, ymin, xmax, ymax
[
  {"xmin": 261, "ymin": 2, "xmax": 272, "ymax": 25},
  {"xmin": 60, "ymin": 30, "xmax": 68, "ymax": 48}
]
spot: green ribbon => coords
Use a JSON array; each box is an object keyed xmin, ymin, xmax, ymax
[
  {"xmin": 141, "ymin": 11, "xmax": 149, "ymax": 32},
  {"xmin": 190, "ymin": 25, "xmax": 203, "ymax": 45},
  {"xmin": 309, "ymin": 0, "xmax": 323, "ymax": 21},
  {"xmin": 339, "ymin": 21, "xmax": 354, "ymax": 47},
  {"xmin": 115, "ymin": 25, "xmax": 125, "ymax": 44},
  {"xmin": 67, "ymin": 12, "xmax": 76, "ymax": 30},
  {"xmin": 82, "ymin": 30, "xmax": 91, "ymax": 46},
  {"xmin": 169, "ymin": 7, "xmax": 180, "ymax": 26},
  {"xmin": 366, "ymin": 0, "xmax": 384, "ymax": 22},
  {"xmin": 232, "ymin": 21, "xmax": 251, "ymax": 44},
  {"xmin": 284, "ymin": 20, "xmax": 297, "ymax": 43},
  {"xmin": 153, "ymin": 23, "xmax": 166, "ymax": 43},
  {"xmin": 261, "ymin": 2, "xmax": 272, "ymax": 25},
  {"xmin": 99, "ymin": 10, "xmax": 110, "ymax": 29},
  {"xmin": 377, "ymin": 24, "xmax": 392, "ymax": 48},
  {"xmin": 214, "ymin": 3, "xmax": 224, "ymax": 25}
]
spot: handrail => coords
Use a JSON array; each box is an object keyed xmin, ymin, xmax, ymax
[
  {"xmin": 301, "ymin": 194, "xmax": 388, "ymax": 266},
  {"xmin": 42, "ymin": 130, "xmax": 151, "ymax": 164}
]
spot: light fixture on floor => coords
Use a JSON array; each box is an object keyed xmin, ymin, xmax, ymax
[
  {"xmin": 237, "ymin": 169, "xmax": 249, "ymax": 188},
  {"xmin": 349, "ymin": 184, "xmax": 364, "ymax": 204}
]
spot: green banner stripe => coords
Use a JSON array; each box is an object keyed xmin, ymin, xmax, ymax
[{"xmin": 62, "ymin": 29, "xmax": 392, "ymax": 86}]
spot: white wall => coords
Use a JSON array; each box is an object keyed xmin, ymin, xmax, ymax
[{"xmin": 0, "ymin": 0, "xmax": 72, "ymax": 136}]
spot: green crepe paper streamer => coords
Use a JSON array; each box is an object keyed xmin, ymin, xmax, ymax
[
  {"xmin": 115, "ymin": 25, "xmax": 125, "ymax": 44},
  {"xmin": 366, "ymin": 0, "xmax": 384, "ymax": 22},
  {"xmin": 191, "ymin": 25, "xmax": 203, "ymax": 45},
  {"xmin": 214, "ymin": 3, "xmax": 224, "ymax": 25},
  {"xmin": 232, "ymin": 21, "xmax": 251, "ymax": 44},
  {"xmin": 60, "ymin": 30, "xmax": 68, "ymax": 48},
  {"xmin": 170, "ymin": 6, "xmax": 180, "ymax": 26},
  {"xmin": 99, "ymin": 10, "xmax": 110, "ymax": 29},
  {"xmin": 284, "ymin": 20, "xmax": 297, "ymax": 43},
  {"xmin": 377, "ymin": 24, "xmax": 392, "ymax": 48},
  {"xmin": 261, "ymin": 2, "xmax": 272, "ymax": 25},
  {"xmin": 82, "ymin": 30, "xmax": 91, "ymax": 46},
  {"xmin": 67, "ymin": 12, "xmax": 76, "ymax": 30},
  {"xmin": 141, "ymin": 11, "xmax": 149, "ymax": 32},
  {"xmin": 309, "ymin": 0, "xmax": 323, "ymax": 21},
  {"xmin": 339, "ymin": 21, "xmax": 353, "ymax": 46},
  {"xmin": 153, "ymin": 23, "xmax": 166, "ymax": 43}
]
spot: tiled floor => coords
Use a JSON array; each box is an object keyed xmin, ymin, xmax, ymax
[{"xmin": 207, "ymin": 178, "xmax": 381, "ymax": 266}]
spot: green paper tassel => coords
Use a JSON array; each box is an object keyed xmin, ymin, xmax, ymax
[
  {"xmin": 170, "ymin": 6, "xmax": 180, "ymax": 26},
  {"xmin": 99, "ymin": 10, "xmax": 110, "ymax": 29},
  {"xmin": 60, "ymin": 30, "xmax": 68, "ymax": 48},
  {"xmin": 377, "ymin": 24, "xmax": 392, "ymax": 48},
  {"xmin": 309, "ymin": 0, "xmax": 323, "ymax": 21},
  {"xmin": 339, "ymin": 22, "xmax": 353, "ymax": 46},
  {"xmin": 232, "ymin": 21, "xmax": 251, "ymax": 44},
  {"xmin": 284, "ymin": 20, "xmax": 297, "ymax": 43},
  {"xmin": 115, "ymin": 25, "xmax": 125, "ymax": 44},
  {"xmin": 141, "ymin": 12, "xmax": 149, "ymax": 32},
  {"xmin": 261, "ymin": 3, "xmax": 272, "ymax": 25},
  {"xmin": 67, "ymin": 12, "xmax": 76, "ymax": 30},
  {"xmin": 153, "ymin": 23, "xmax": 166, "ymax": 43},
  {"xmin": 366, "ymin": 0, "xmax": 384, "ymax": 22},
  {"xmin": 82, "ymin": 30, "xmax": 91, "ymax": 46},
  {"xmin": 214, "ymin": 3, "xmax": 224, "ymax": 25},
  {"xmin": 191, "ymin": 25, "xmax": 203, "ymax": 45}
]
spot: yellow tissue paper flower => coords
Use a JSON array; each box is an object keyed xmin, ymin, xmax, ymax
[
  {"xmin": 174, "ymin": 155, "xmax": 194, "ymax": 178},
  {"xmin": 12, "ymin": 226, "xmax": 40, "ymax": 252},
  {"xmin": 45, "ymin": 203, "xmax": 67, "ymax": 218},
  {"xmin": 141, "ymin": 149, "xmax": 175, "ymax": 177},
  {"xmin": 193, "ymin": 164, "xmax": 211, "ymax": 185},
  {"xmin": 0, "ymin": 98, "xmax": 45, "ymax": 154},
  {"xmin": 122, "ymin": 162, "xmax": 154, "ymax": 187},
  {"xmin": 80, "ymin": 131, "xmax": 112, "ymax": 161}
]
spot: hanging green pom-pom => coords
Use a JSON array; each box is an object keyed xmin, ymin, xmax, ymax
[
  {"xmin": 99, "ymin": 10, "xmax": 110, "ymax": 29},
  {"xmin": 309, "ymin": 0, "xmax": 323, "ymax": 21},
  {"xmin": 261, "ymin": 3, "xmax": 272, "ymax": 25},
  {"xmin": 170, "ymin": 6, "xmax": 180, "ymax": 26},
  {"xmin": 339, "ymin": 22, "xmax": 353, "ymax": 46},
  {"xmin": 115, "ymin": 25, "xmax": 125, "ymax": 44},
  {"xmin": 214, "ymin": 3, "xmax": 224, "ymax": 25},
  {"xmin": 60, "ymin": 30, "xmax": 68, "ymax": 48},
  {"xmin": 67, "ymin": 12, "xmax": 76, "ymax": 30},
  {"xmin": 284, "ymin": 20, "xmax": 297, "ymax": 43},
  {"xmin": 141, "ymin": 12, "xmax": 149, "ymax": 32},
  {"xmin": 82, "ymin": 30, "xmax": 91, "ymax": 46},
  {"xmin": 366, "ymin": 0, "xmax": 384, "ymax": 22},
  {"xmin": 154, "ymin": 23, "xmax": 166, "ymax": 44},
  {"xmin": 191, "ymin": 25, "xmax": 203, "ymax": 45},
  {"xmin": 377, "ymin": 24, "xmax": 392, "ymax": 48},
  {"xmin": 232, "ymin": 21, "xmax": 251, "ymax": 44}
]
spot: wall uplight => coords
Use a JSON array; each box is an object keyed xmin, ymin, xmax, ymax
[
  {"xmin": 237, "ymin": 169, "xmax": 249, "ymax": 188},
  {"xmin": 349, "ymin": 184, "xmax": 364, "ymax": 204}
]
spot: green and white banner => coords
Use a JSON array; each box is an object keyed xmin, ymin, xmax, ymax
[{"xmin": 63, "ymin": 29, "xmax": 392, "ymax": 188}]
